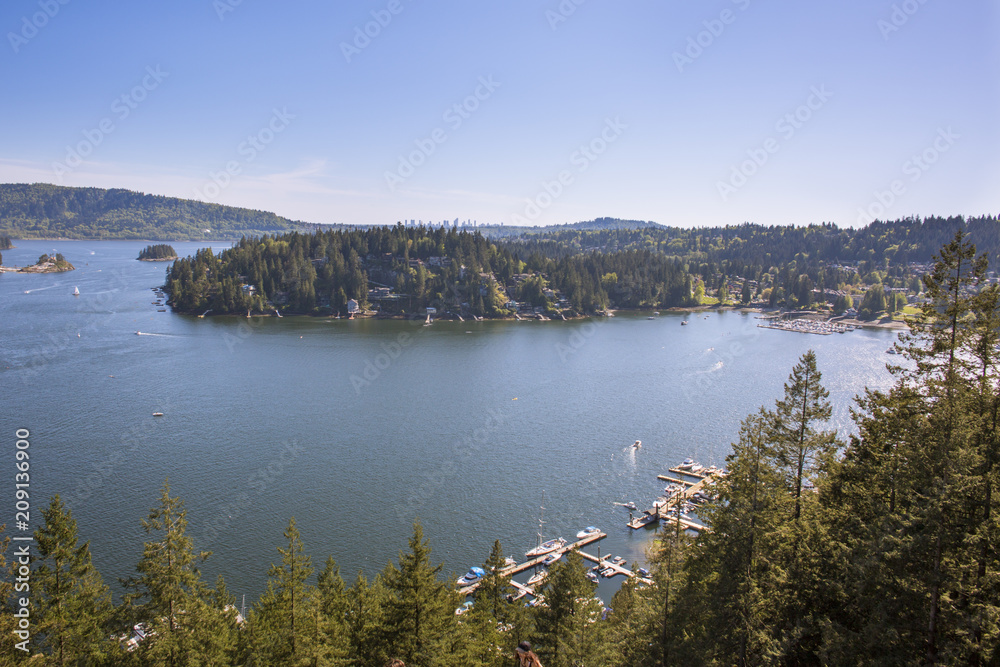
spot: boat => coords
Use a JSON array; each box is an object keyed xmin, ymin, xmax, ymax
[
  {"xmin": 611, "ymin": 556, "xmax": 626, "ymax": 565},
  {"xmin": 456, "ymin": 566, "xmax": 486, "ymax": 587},
  {"xmin": 526, "ymin": 570, "xmax": 548, "ymax": 586},
  {"xmin": 541, "ymin": 552, "xmax": 561, "ymax": 566},
  {"xmin": 73, "ymin": 286, "xmax": 80, "ymax": 296},
  {"xmin": 586, "ymin": 571, "xmax": 599, "ymax": 583},
  {"xmin": 503, "ymin": 557, "xmax": 517, "ymax": 569},
  {"xmin": 886, "ymin": 348, "xmax": 897, "ymax": 354},
  {"xmin": 676, "ymin": 458, "xmax": 695, "ymax": 470},
  {"xmin": 152, "ymin": 412, "xmax": 164, "ymax": 417},
  {"xmin": 624, "ymin": 501, "xmax": 638, "ymax": 511},
  {"xmin": 681, "ymin": 320, "xmax": 688, "ymax": 325},
  {"xmin": 576, "ymin": 526, "xmax": 601, "ymax": 539},
  {"xmin": 632, "ymin": 440, "xmax": 642, "ymax": 449},
  {"xmin": 455, "ymin": 601, "xmax": 474, "ymax": 615},
  {"xmin": 526, "ymin": 538, "xmax": 566, "ymax": 558},
  {"xmin": 653, "ymin": 312, "xmax": 660, "ymax": 316},
  {"xmin": 637, "ymin": 567, "xmax": 650, "ymax": 577},
  {"xmin": 600, "ymin": 567, "xmax": 617, "ymax": 578},
  {"xmin": 647, "ymin": 316, "xmax": 655, "ymax": 320},
  {"xmin": 632, "ymin": 513, "xmax": 658, "ymax": 528}
]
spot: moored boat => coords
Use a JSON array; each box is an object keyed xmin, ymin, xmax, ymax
[
  {"xmin": 456, "ymin": 566, "xmax": 486, "ymax": 587},
  {"xmin": 576, "ymin": 526, "xmax": 600, "ymax": 539},
  {"xmin": 526, "ymin": 538, "xmax": 566, "ymax": 558}
]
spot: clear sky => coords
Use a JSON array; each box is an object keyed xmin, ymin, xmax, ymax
[{"xmin": 1, "ymin": 0, "xmax": 997, "ymax": 227}]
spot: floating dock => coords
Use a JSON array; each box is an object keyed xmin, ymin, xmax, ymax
[
  {"xmin": 458, "ymin": 531, "xmax": 606, "ymax": 596},
  {"xmin": 628, "ymin": 470, "xmax": 718, "ymax": 532}
]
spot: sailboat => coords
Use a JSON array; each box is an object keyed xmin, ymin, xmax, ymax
[
  {"xmin": 525, "ymin": 491, "xmax": 566, "ymax": 558},
  {"xmin": 73, "ymin": 286, "xmax": 80, "ymax": 296}
]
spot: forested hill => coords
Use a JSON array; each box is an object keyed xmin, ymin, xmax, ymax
[
  {"xmin": 0, "ymin": 183, "xmax": 314, "ymax": 240},
  {"xmin": 504, "ymin": 215, "xmax": 1000, "ymax": 266}
]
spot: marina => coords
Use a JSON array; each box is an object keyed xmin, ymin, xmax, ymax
[
  {"xmin": 757, "ymin": 318, "xmax": 855, "ymax": 335},
  {"xmin": 628, "ymin": 463, "xmax": 721, "ymax": 532}
]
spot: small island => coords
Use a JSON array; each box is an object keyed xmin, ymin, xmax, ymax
[
  {"xmin": 138, "ymin": 244, "xmax": 178, "ymax": 261},
  {"xmin": 0, "ymin": 253, "xmax": 75, "ymax": 273}
]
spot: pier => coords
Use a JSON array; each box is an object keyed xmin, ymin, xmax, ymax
[
  {"xmin": 458, "ymin": 531, "xmax": 607, "ymax": 596},
  {"xmin": 628, "ymin": 469, "xmax": 719, "ymax": 533}
]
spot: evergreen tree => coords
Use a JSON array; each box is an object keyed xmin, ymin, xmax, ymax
[
  {"xmin": 532, "ymin": 550, "xmax": 604, "ymax": 667},
  {"xmin": 248, "ymin": 518, "xmax": 320, "ymax": 666},
  {"xmin": 122, "ymin": 481, "xmax": 222, "ymax": 667},
  {"xmin": 381, "ymin": 522, "xmax": 460, "ymax": 667},
  {"xmin": 769, "ymin": 350, "xmax": 836, "ymax": 522},
  {"xmin": 33, "ymin": 495, "xmax": 114, "ymax": 665}
]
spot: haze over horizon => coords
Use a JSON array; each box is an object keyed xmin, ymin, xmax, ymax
[{"xmin": 2, "ymin": 1, "xmax": 997, "ymax": 228}]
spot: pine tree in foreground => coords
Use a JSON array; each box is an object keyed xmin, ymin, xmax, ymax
[{"xmin": 33, "ymin": 495, "xmax": 115, "ymax": 665}]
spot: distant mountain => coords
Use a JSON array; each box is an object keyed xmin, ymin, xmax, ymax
[{"xmin": 0, "ymin": 183, "xmax": 321, "ymax": 240}]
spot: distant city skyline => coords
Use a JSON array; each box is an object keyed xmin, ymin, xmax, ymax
[{"xmin": 1, "ymin": 1, "xmax": 997, "ymax": 228}]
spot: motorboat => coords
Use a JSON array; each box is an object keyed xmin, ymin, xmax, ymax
[
  {"xmin": 542, "ymin": 552, "xmax": 561, "ymax": 567},
  {"xmin": 632, "ymin": 440, "xmax": 642, "ymax": 449},
  {"xmin": 611, "ymin": 556, "xmax": 626, "ymax": 566},
  {"xmin": 576, "ymin": 526, "xmax": 601, "ymax": 539},
  {"xmin": 526, "ymin": 537, "xmax": 566, "ymax": 559},
  {"xmin": 637, "ymin": 567, "xmax": 650, "ymax": 577},
  {"xmin": 681, "ymin": 320, "xmax": 689, "ymax": 325},
  {"xmin": 152, "ymin": 412, "xmax": 164, "ymax": 417},
  {"xmin": 456, "ymin": 566, "xmax": 486, "ymax": 587},
  {"xmin": 600, "ymin": 567, "xmax": 617, "ymax": 578},
  {"xmin": 676, "ymin": 458, "xmax": 695, "ymax": 470},
  {"xmin": 586, "ymin": 571, "xmax": 599, "ymax": 583},
  {"xmin": 624, "ymin": 501, "xmax": 638, "ymax": 511},
  {"xmin": 503, "ymin": 557, "xmax": 517, "ymax": 569},
  {"xmin": 455, "ymin": 601, "xmax": 473, "ymax": 615}
]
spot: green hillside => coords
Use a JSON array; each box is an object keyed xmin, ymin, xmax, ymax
[{"xmin": 0, "ymin": 183, "xmax": 314, "ymax": 240}]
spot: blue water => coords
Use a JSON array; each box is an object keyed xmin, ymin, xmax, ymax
[{"xmin": 0, "ymin": 240, "xmax": 897, "ymax": 602}]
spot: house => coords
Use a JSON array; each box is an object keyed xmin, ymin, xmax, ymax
[
  {"xmin": 347, "ymin": 299, "xmax": 359, "ymax": 314},
  {"xmin": 240, "ymin": 284, "xmax": 255, "ymax": 295}
]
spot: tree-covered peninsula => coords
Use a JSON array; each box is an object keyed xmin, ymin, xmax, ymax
[
  {"xmin": 0, "ymin": 235, "xmax": 12, "ymax": 249},
  {"xmin": 163, "ymin": 225, "xmax": 699, "ymax": 317},
  {"xmin": 138, "ymin": 244, "xmax": 178, "ymax": 261},
  {"xmin": 0, "ymin": 252, "xmax": 74, "ymax": 273}
]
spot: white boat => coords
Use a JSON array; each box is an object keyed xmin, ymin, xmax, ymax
[
  {"xmin": 624, "ymin": 501, "xmax": 638, "ymax": 511},
  {"xmin": 503, "ymin": 557, "xmax": 517, "ymax": 569},
  {"xmin": 526, "ymin": 538, "xmax": 566, "ymax": 558},
  {"xmin": 541, "ymin": 552, "xmax": 561, "ymax": 566},
  {"xmin": 681, "ymin": 320, "xmax": 689, "ymax": 325},
  {"xmin": 526, "ymin": 570, "xmax": 548, "ymax": 586},
  {"xmin": 600, "ymin": 567, "xmax": 617, "ymax": 578},
  {"xmin": 73, "ymin": 286, "xmax": 80, "ymax": 296},
  {"xmin": 576, "ymin": 526, "xmax": 601, "ymax": 539},
  {"xmin": 586, "ymin": 571, "xmax": 599, "ymax": 583},
  {"xmin": 676, "ymin": 458, "xmax": 696, "ymax": 470},
  {"xmin": 632, "ymin": 440, "xmax": 642, "ymax": 449},
  {"xmin": 456, "ymin": 566, "xmax": 486, "ymax": 586}
]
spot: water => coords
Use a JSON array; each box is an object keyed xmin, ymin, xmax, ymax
[{"xmin": 0, "ymin": 240, "xmax": 898, "ymax": 602}]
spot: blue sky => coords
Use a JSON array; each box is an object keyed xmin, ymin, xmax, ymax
[{"xmin": 2, "ymin": 0, "xmax": 997, "ymax": 227}]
